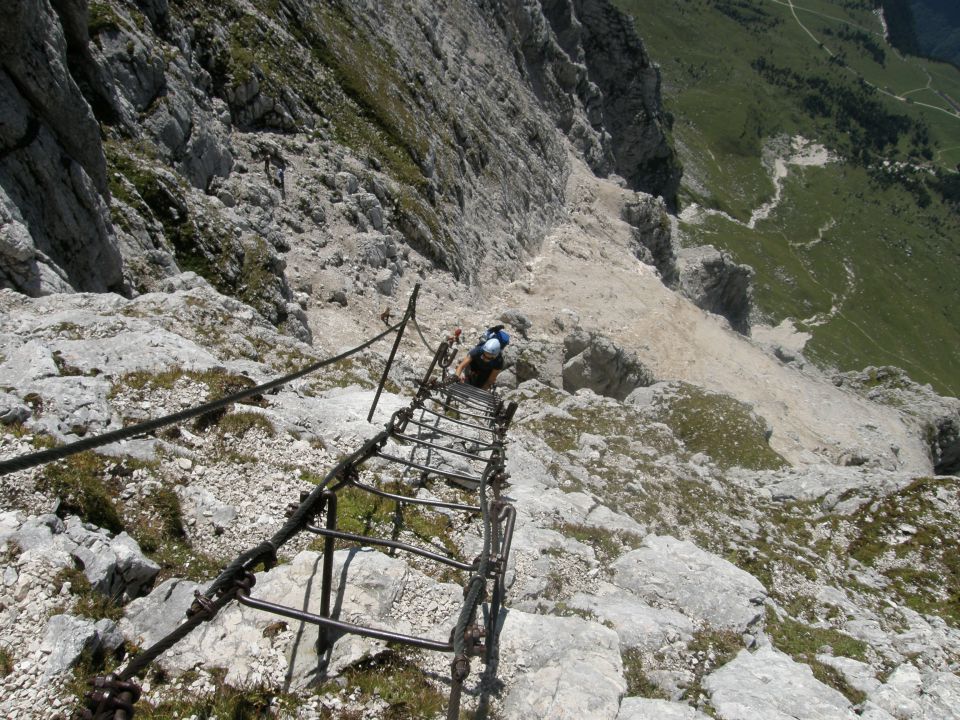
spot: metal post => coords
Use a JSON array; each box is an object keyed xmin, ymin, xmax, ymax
[
  {"xmin": 319, "ymin": 490, "xmax": 337, "ymax": 634},
  {"xmin": 368, "ymin": 284, "xmax": 420, "ymax": 422}
]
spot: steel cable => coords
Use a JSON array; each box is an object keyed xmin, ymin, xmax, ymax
[{"xmin": 0, "ymin": 313, "xmax": 409, "ymax": 477}]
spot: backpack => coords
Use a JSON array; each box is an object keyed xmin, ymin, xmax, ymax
[{"xmin": 478, "ymin": 324, "xmax": 510, "ymax": 349}]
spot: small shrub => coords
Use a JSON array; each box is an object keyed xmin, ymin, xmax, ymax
[
  {"xmin": 0, "ymin": 646, "xmax": 13, "ymax": 677},
  {"xmin": 56, "ymin": 566, "xmax": 123, "ymax": 622},
  {"xmin": 622, "ymin": 647, "xmax": 668, "ymax": 698},
  {"xmin": 321, "ymin": 650, "xmax": 447, "ymax": 719},
  {"xmin": 216, "ymin": 411, "xmax": 277, "ymax": 438},
  {"xmin": 39, "ymin": 452, "xmax": 124, "ymax": 533}
]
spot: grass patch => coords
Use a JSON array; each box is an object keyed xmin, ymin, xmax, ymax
[
  {"xmin": 553, "ymin": 522, "xmax": 643, "ymax": 563},
  {"xmin": 134, "ymin": 669, "xmax": 297, "ymax": 719},
  {"xmin": 111, "ymin": 367, "xmax": 257, "ymax": 402},
  {"xmin": 56, "ymin": 566, "xmax": 124, "ymax": 622},
  {"xmin": 38, "ymin": 452, "xmax": 124, "ymax": 533},
  {"xmin": 847, "ymin": 476, "xmax": 960, "ymax": 625},
  {"xmin": 652, "ymin": 383, "xmax": 787, "ymax": 471},
  {"xmin": 132, "ymin": 488, "xmax": 224, "ymax": 583},
  {"xmin": 215, "ymin": 411, "xmax": 277, "ymax": 438},
  {"xmin": 766, "ymin": 608, "xmax": 869, "ymax": 703},
  {"xmin": 304, "ymin": 481, "xmax": 466, "ymax": 582},
  {"xmin": 614, "ymin": 0, "xmax": 960, "ymax": 396},
  {"xmin": 87, "ymin": 0, "xmax": 124, "ymax": 37},
  {"xmin": 622, "ymin": 647, "xmax": 669, "ymax": 699},
  {"xmin": 684, "ymin": 627, "xmax": 743, "ymax": 708},
  {"xmin": 321, "ymin": 649, "xmax": 447, "ymax": 719}
]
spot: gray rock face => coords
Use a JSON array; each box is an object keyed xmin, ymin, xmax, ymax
[
  {"xmin": 2, "ymin": 513, "xmax": 159, "ymax": 602},
  {"xmin": 41, "ymin": 614, "xmax": 123, "ymax": 678},
  {"xmin": 0, "ymin": 0, "xmax": 124, "ymax": 296},
  {"xmin": 617, "ymin": 698, "xmax": 711, "ymax": 720},
  {"xmin": 562, "ymin": 330, "xmax": 655, "ymax": 400},
  {"xmin": 866, "ymin": 663, "xmax": 960, "ymax": 720},
  {"xmin": 503, "ymin": 0, "xmax": 681, "ymax": 204},
  {"xmin": 835, "ymin": 366, "xmax": 960, "ymax": 475},
  {"xmin": 568, "ymin": 0, "xmax": 682, "ymax": 204},
  {"xmin": 568, "ymin": 591, "xmax": 695, "ymax": 653},
  {"xmin": 622, "ymin": 193, "xmax": 677, "ymax": 285},
  {"xmin": 705, "ymin": 646, "xmax": 856, "ymax": 719},
  {"xmin": 515, "ymin": 339, "xmax": 565, "ymax": 388},
  {"xmin": 677, "ymin": 245, "xmax": 754, "ymax": 335},
  {"xmin": 497, "ymin": 609, "xmax": 626, "ymax": 720},
  {"xmin": 611, "ymin": 535, "xmax": 766, "ymax": 632}
]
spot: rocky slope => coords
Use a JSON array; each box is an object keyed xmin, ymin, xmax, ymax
[{"xmin": 1, "ymin": 0, "xmax": 960, "ymax": 719}]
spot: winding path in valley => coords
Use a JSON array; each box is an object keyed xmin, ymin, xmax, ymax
[{"xmin": 773, "ymin": 0, "xmax": 960, "ymax": 122}]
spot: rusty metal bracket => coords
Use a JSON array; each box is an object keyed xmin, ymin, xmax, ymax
[
  {"xmin": 464, "ymin": 624, "xmax": 487, "ymax": 657},
  {"xmin": 81, "ymin": 674, "xmax": 141, "ymax": 719},
  {"xmin": 187, "ymin": 590, "xmax": 216, "ymax": 620}
]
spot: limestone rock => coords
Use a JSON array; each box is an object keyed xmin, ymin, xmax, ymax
[
  {"xmin": 120, "ymin": 549, "xmax": 462, "ymax": 689},
  {"xmin": 617, "ymin": 697, "xmax": 711, "ymax": 720},
  {"xmin": 677, "ymin": 245, "xmax": 753, "ymax": 335},
  {"xmin": 611, "ymin": 535, "xmax": 766, "ymax": 631},
  {"xmin": 3, "ymin": 513, "xmax": 158, "ymax": 602},
  {"xmin": 705, "ymin": 646, "xmax": 856, "ymax": 719},
  {"xmin": 835, "ymin": 366, "xmax": 960, "ymax": 475},
  {"xmin": 514, "ymin": 340, "xmax": 564, "ymax": 388},
  {"xmin": 568, "ymin": 590, "xmax": 695, "ymax": 653},
  {"xmin": 41, "ymin": 614, "xmax": 120, "ymax": 678},
  {"xmin": 500, "ymin": 309, "xmax": 532, "ymax": 339},
  {"xmin": 497, "ymin": 609, "xmax": 626, "ymax": 720},
  {"xmin": 562, "ymin": 330, "xmax": 655, "ymax": 400},
  {"xmin": 622, "ymin": 193, "xmax": 677, "ymax": 285},
  {"xmin": 176, "ymin": 486, "xmax": 238, "ymax": 534},
  {"xmin": 0, "ymin": 0, "xmax": 125, "ymax": 296}
]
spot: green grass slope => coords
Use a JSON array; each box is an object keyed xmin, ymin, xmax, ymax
[{"xmin": 615, "ymin": 0, "xmax": 960, "ymax": 397}]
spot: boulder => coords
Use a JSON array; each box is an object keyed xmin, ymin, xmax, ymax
[
  {"xmin": 622, "ymin": 193, "xmax": 677, "ymax": 285},
  {"xmin": 2, "ymin": 513, "xmax": 158, "ymax": 602},
  {"xmin": 617, "ymin": 697, "xmax": 711, "ymax": 720},
  {"xmin": 562, "ymin": 330, "xmax": 655, "ymax": 400},
  {"xmin": 704, "ymin": 646, "xmax": 856, "ymax": 719},
  {"xmin": 64, "ymin": 518, "xmax": 160, "ymax": 601},
  {"xmin": 497, "ymin": 609, "xmax": 626, "ymax": 720},
  {"xmin": 41, "ymin": 614, "xmax": 122, "ymax": 678},
  {"xmin": 611, "ymin": 535, "xmax": 766, "ymax": 631},
  {"xmin": 514, "ymin": 339, "xmax": 564, "ymax": 388},
  {"xmin": 676, "ymin": 245, "xmax": 753, "ymax": 335},
  {"xmin": 500, "ymin": 308, "xmax": 532, "ymax": 339}
]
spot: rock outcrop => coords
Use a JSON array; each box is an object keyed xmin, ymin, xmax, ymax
[
  {"xmin": 0, "ymin": 0, "xmax": 124, "ymax": 295},
  {"xmin": 500, "ymin": 0, "xmax": 681, "ymax": 205},
  {"xmin": 512, "ymin": 330, "xmax": 654, "ymax": 400},
  {"xmin": 677, "ymin": 245, "xmax": 754, "ymax": 334},
  {"xmin": 622, "ymin": 193, "xmax": 677, "ymax": 285},
  {"xmin": 835, "ymin": 366, "xmax": 960, "ymax": 475}
]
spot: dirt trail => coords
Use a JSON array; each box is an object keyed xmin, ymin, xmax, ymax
[{"xmin": 486, "ymin": 156, "xmax": 932, "ymax": 472}]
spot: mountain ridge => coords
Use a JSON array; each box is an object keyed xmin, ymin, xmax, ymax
[{"xmin": 1, "ymin": 0, "xmax": 960, "ymax": 718}]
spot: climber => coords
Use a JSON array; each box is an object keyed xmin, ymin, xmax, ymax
[{"xmin": 455, "ymin": 337, "xmax": 504, "ymax": 390}]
